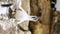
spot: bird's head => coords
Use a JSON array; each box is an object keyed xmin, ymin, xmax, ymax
[{"xmin": 29, "ymin": 16, "xmax": 38, "ymax": 22}]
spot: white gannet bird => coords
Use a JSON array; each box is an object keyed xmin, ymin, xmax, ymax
[
  {"xmin": 15, "ymin": 7, "xmax": 38, "ymax": 24},
  {"xmin": 15, "ymin": 0, "xmax": 38, "ymax": 24}
]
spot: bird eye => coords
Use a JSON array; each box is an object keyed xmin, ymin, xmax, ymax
[
  {"xmin": 32, "ymin": 17, "xmax": 36, "ymax": 18},
  {"xmin": 31, "ymin": 16, "xmax": 38, "ymax": 20}
]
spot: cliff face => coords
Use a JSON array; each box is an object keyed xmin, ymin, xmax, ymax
[{"xmin": 30, "ymin": 0, "xmax": 51, "ymax": 34}]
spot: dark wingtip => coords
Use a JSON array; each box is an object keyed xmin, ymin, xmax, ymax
[{"xmin": 1, "ymin": 3, "xmax": 13, "ymax": 7}]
